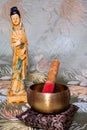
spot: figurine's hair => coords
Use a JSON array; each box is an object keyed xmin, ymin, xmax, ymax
[{"xmin": 10, "ymin": 6, "xmax": 21, "ymax": 17}]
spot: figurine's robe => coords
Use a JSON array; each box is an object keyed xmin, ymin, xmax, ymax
[{"xmin": 10, "ymin": 23, "xmax": 28, "ymax": 94}]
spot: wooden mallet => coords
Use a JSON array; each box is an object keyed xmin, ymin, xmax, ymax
[{"xmin": 42, "ymin": 59, "xmax": 60, "ymax": 93}]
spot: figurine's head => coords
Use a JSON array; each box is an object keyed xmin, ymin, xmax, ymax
[{"xmin": 10, "ymin": 6, "xmax": 21, "ymax": 26}]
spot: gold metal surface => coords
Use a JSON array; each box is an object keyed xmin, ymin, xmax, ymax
[{"xmin": 27, "ymin": 83, "xmax": 70, "ymax": 114}]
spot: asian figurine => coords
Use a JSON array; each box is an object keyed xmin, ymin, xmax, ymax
[{"xmin": 7, "ymin": 6, "xmax": 28, "ymax": 103}]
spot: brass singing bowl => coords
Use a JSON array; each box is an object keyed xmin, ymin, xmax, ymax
[{"xmin": 27, "ymin": 83, "xmax": 70, "ymax": 114}]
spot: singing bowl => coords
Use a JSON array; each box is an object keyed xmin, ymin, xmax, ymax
[{"xmin": 27, "ymin": 83, "xmax": 70, "ymax": 114}]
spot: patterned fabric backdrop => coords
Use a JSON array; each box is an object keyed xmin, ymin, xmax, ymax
[
  {"xmin": 0, "ymin": 0, "xmax": 87, "ymax": 130},
  {"xmin": 0, "ymin": 0, "xmax": 87, "ymax": 83}
]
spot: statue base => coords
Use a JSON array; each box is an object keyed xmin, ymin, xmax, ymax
[{"xmin": 7, "ymin": 90, "xmax": 27, "ymax": 103}]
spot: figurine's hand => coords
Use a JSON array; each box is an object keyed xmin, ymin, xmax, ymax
[
  {"xmin": 11, "ymin": 39, "xmax": 20, "ymax": 47},
  {"xmin": 12, "ymin": 30, "xmax": 22, "ymax": 41},
  {"xmin": 11, "ymin": 30, "xmax": 27, "ymax": 47}
]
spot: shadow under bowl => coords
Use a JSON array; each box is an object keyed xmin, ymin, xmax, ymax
[{"xmin": 27, "ymin": 83, "xmax": 70, "ymax": 114}]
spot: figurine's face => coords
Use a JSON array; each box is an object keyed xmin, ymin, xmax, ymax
[{"xmin": 11, "ymin": 14, "xmax": 21, "ymax": 26}]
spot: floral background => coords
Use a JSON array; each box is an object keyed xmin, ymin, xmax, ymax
[{"xmin": 0, "ymin": 0, "xmax": 87, "ymax": 130}]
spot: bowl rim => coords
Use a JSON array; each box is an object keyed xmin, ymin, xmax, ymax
[{"xmin": 28, "ymin": 83, "xmax": 70, "ymax": 95}]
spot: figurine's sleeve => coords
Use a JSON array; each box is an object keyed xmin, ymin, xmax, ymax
[
  {"xmin": 10, "ymin": 31, "xmax": 21, "ymax": 47},
  {"xmin": 10, "ymin": 31, "xmax": 14, "ymax": 46},
  {"xmin": 21, "ymin": 29, "xmax": 28, "ymax": 45}
]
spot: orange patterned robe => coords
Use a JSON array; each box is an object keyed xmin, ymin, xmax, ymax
[{"xmin": 10, "ymin": 23, "xmax": 28, "ymax": 95}]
